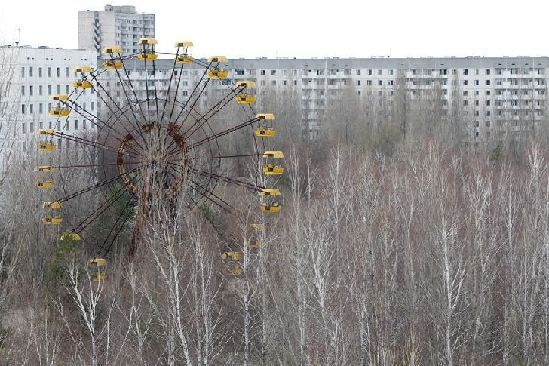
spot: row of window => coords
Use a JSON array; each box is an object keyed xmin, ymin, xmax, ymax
[
  {"xmin": 463, "ymin": 99, "xmax": 544, "ymax": 107},
  {"xmin": 237, "ymin": 67, "xmax": 547, "ymax": 77},
  {"xmin": 20, "ymin": 66, "xmax": 84, "ymax": 79},
  {"xmin": 21, "ymin": 102, "xmax": 95, "ymax": 115},
  {"xmin": 21, "ymin": 119, "xmax": 94, "ymax": 134}
]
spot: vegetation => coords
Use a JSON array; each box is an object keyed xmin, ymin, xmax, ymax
[{"xmin": 2, "ymin": 84, "xmax": 549, "ymax": 365}]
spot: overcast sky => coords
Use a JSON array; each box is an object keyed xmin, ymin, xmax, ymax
[{"xmin": 0, "ymin": 0, "xmax": 546, "ymax": 58}]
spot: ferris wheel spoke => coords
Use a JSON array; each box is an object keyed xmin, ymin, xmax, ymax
[
  {"xmin": 173, "ymin": 77, "xmax": 211, "ymax": 129},
  {"xmin": 89, "ymin": 77, "xmax": 149, "ymax": 149},
  {"xmin": 186, "ymin": 116, "xmax": 260, "ymax": 151},
  {"xmin": 199, "ymin": 153, "xmax": 263, "ymax": 159},
  {"xmin": 182, "ymin": 88, "xmax": 241, "ymax": 140},
  {"xmin": 167, "ymin": 60, "xmax": 205, "ymax": 122},
  {"xmin": 152, "ymin": 58, "xmax": 160, "ymax": 122},
  {"xmin": 107, "ymin": 53, "xmax": 151, "ymax": 147},
  {"xmin": 55, "ymin": 90, "xmax": 121, "ymax": 138},
  {"xmin": 186, "ymin": 166, "xmax": 264, "ymax": 191},
  {"xmin": 160, "ymin": 46, "xmax": 182, "ymax": 123},
  {"xmin": 51, "ymin": 161, "xmax": 144, "ymax": 170},
  {"xmin": 61, "ymin": 86, "xmax": 138, "ymax": 146},
  {"xmin": 100, "ymin": 199, "xmax": 135, "ymax": 258},
  {"xmin": 110, "ymin": 53, "xmax": 148, "ymax": 122},
  {"xmin": 72, "ymin": 186, "xmax": 129, "ymax": 234},
  {"xmin": 54, "ymin": 164, "xmax": 144, "ymax": 204},
  {"xmin": 163, "ymin": 87, "xmax": 244, "ymax": 157},
  {"xmin": 188, "ymin": 57, "xmax": 211, "ymax": 69},
  {"xmin": 189, "ymin": 179, "xmax": 234, "ymax": 213},
  {"xmin": 51, "ymin": 131, "xmax": 139, "ymax": 159}
]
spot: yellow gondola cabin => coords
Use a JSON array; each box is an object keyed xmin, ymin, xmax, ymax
[
  {"xmin": 42, "ymin": 216, "xmax": 63, "ymax": 225},
  {"xmin": 39, "ymin": 142, "xmax": 56, "ymax": 153},
  {"xmin": 263, "ymin": 164, "xmax": 284, "ymax": 175},
  {"xmin": 261, "ymin": 202, "xmax": 281, "ymax": 213},
  {"xmin": 36, "ymin": 180, "xmax": 54, "ymax": 189},
  {"xmin": 255, "ymin": 128, "xmax": 276, "ymax": 138}
]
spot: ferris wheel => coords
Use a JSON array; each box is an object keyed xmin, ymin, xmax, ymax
[{"xmin": 35, "ymin": 38, "xmax": 284, "ymax": 277}]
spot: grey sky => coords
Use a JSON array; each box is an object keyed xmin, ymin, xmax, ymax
[{"xmin": 0, "ymin": 0, "xmax": 546, "ymax": 58}]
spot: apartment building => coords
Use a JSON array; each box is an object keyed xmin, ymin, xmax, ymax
[
  {"xmin": 78, "ymin": 5, "xmax": 155, "ymax": 57},
  {"xmin": 96, "ymin": 56, "xmax": 549, "ymax": 140},
  {"xmin": 0, "ymin": 45, "xmax": 98, "ymax": 148}
]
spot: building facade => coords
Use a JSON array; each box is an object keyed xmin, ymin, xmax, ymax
[
  {"xmin": 96, "ymin": 56, "xmax": 549, "ymax": 141},
  {"xmin": 78, "ymin": 5, "xmax": 155, "ymax": 57},
  {"xmin": 1, "ymin": 45, "xmax": 98, "ymax": 149}
]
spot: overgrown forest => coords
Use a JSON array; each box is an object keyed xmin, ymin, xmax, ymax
[{"xmin": 3, "ymin": 84, "xmax": 549, "ymax": 365}]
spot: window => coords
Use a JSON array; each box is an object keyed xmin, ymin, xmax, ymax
[
  {"xmin": 29, "ymin": 85, "xmax": 33, "ymax": 96},
  {"xmin": 38, "ymin": 67, "xmax": 42, "ymax": 77},
  {"xmin": 21, "ymin": 85, "xmax": 25, "ymax": 96},
  {"xmin": 377, "ymin": 69, "xmax": 382, "ymax": 75},
  {"xmin": 21, "ymin": 104, "xmax": 25, "ymax": 114},
  {"xmin": 65, "ymin": 67, "xmax": 69, "ymax": 77},
  {"xmin": 368, "ymin": 69, "xmax": 372, "ymax": 75},
  {"xmin": 48, "ymin": 103, "xmax": 51, "ymax": 112},
  {"xmin": 22, "ymin": 123, "xmax": 26, "ymax": 134},
  {"xmin": 29, "ymin": 67, "xmax": 33, "ymax": 77},
  {"xmin": 47, "ymin": 85, "xmax": 52, "ymax": 95},
  {"xmin": 91, "ymin": 102, "xmax": 95, "ymax": 111},
  {"xmin": 367, "ymin": 80, "xmax": 372, "ymax": 86},
  {"xmin": 270, "ymin": 70, "xmax": 276, "ymax": 75},
  {"xmin": 356, "ymin": 69, "xmax": 361, "ymax": 75},
  {"xmin": 463, "ymin": 80, "xmax": 468, "ymax": 86},
  {"xmin": 47, "ymin": 67, "xmax": 51, "ymax": 77},
  {"xmin": 39, "ymin": 103, "xmax": 43, "ymax": 114},
  {"xmin": 464, "ymin": 69, "xmax": 469, "ymax": 75},
  {"xmin": 486, "ymin": 69, "xmax": 491, "ymax": 75},
  {"xmin": 463, "ymin": 91, "xmax": 468, "ymax": 96},
  {"xmin": 475, "ymin": 80, "xmax": 480, "ymax": 86},
  {"xmin": 486, "ymin": 100, "xmax": 491, "ymax": 106},
  {"xmin": 485, "ymin": 80, "xmax": 490, "ymax": 86},
  {"xmin": 378, "ymin": 80, "xmax": 382, "ymax": 86},
  {"xmin": 39, "ymin": 85, "xmax": 43, "ymax": 95},
  {"xmin": 260, "ymin": 70, "xmax": 265, "ymax": 75},
  {"xmin": 66, "ymin": 85, "xmax": 69, "ymax": 94},
  {"xmin": 74, "ymin": 120, "xmax": 78, "ymax": 130},
  {"xmin": 56, "ymin": 85, "xmax": 61, "ymax": 94},
  {"xmin": 56, "ymin": 67, "xmax": 60, "ymax": 77},
  {"xmin": 21, "ymin": 67, "xmax": 25, "ymax": 77},
  {"xmin": 29, "ymin": 104, "xmax": 33, "ymax": 114}
]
